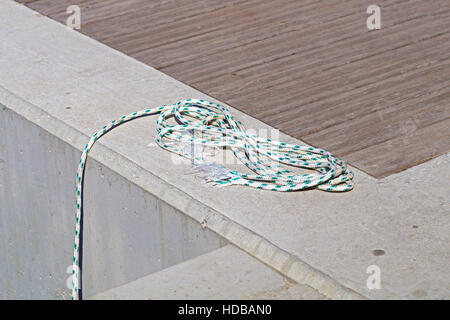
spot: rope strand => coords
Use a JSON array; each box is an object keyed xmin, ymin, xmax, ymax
[{"xmin": 71, "ymin": 99, "xmax": 354, "ymax": 299}]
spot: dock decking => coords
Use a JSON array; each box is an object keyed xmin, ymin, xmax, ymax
[{"xmin": 17, "ymin": 0, "xmax": 450, "ymax": 177}]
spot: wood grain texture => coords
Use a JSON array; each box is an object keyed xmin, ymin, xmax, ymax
[{"xmin": 18, "ymin": 0, "xmax": 450, "ymax": 178}]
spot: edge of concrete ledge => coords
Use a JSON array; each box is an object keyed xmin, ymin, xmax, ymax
[
  {"xmin": 0, "ymin": 85, "xmax": 367, "ymax": 300},
  {"xmin": 0, "ymin": 0, "xmax": 368, "ymax": 299},
  {"xmin": 90, "ymin": 244, "xmax": 328, "ymax": 300}
]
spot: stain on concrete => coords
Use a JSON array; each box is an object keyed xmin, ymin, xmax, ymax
[
  {"xmin": 412, "ymin": 289, "xmax": 427, "ymax": 298},
  {"xmin": 372, "ymin": 249, "xmax": 386, "ymax": 256}
]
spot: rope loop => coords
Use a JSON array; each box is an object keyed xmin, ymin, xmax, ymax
[{"xmin": 71, "ymin": 98, "xmax": 354, "ymax": 299}]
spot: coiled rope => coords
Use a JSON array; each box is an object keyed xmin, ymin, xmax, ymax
[{"xmin": 71, "ymin": 98, "xmax": 354, "ymax": 299}]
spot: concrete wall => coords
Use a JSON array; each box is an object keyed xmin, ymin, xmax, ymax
[
  {"xmin": 6, "ymin": 1, "xmax": 449, "ymax": 300},
  {"xmin": 0, "ymin": 104, "xmax": 227, "ymax": 299}
]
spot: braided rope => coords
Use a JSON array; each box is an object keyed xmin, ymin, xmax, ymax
[{"xmin": 71, "ymin": 98, "xmax": 354, "ymax": 299}]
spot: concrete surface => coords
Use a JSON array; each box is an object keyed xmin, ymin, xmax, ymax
[
  {"xmin": 91, "ymin": 245, "xmax": 325, "ymax": 300},
  {"xmin": 0, "ymin": 100, "xmax": 227, "ymax": 299},
  {"xmin": 0, "ymin": 1, "xmax": 449, "ymax": 299}
]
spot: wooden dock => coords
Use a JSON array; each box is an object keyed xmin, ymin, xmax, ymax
[{"xmin": 17, "ymin": 0, "xmax": 450, "ymax": 177}]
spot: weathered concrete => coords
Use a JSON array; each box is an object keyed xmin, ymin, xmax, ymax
[
  {"xmin": 1, "ymin": 0, "xmax": 449, "ymax": 300},
  {"xmin": 0, "ymin": 101, "xmax": 228, "ymax": 299},
  {"xmin": 91, "ymin": 245, "xmax": 325, "ymax": 300}
]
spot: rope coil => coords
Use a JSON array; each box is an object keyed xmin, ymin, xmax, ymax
[{"xmin": 71, "ymin": 99, "xmax": 354, "ymax": 299}]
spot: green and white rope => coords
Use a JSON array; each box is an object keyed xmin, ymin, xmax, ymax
[{"xmin": 71, "ymin": 98, "xmax": 354, "ymax": 299}]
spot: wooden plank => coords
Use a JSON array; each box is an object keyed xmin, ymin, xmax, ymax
[
  {"xmin": 19, "ymin": 0, "xmax": 450, "ymax": 178},
  {"xmin": 345, "ymin": 118, "xmax": 450, "ymax": 178}
]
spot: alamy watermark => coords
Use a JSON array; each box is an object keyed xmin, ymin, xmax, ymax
[
  {"xmin": 65, "ymin": 265, "xmax": 80, "ymax": 290},
  {"xmin": 149, "ymin": 127, "xmax": 281, "ymax": 167},
  {"xmin": 367, "ymin": 5, "xmax": 381, "ymax": 30},
  {"xmin": 366, "ymin": 265, "xmax": 381, "ymax": 290},
  {"xmin": 66, "ymin": 5, "xmax": 81, "ymax": 30}
]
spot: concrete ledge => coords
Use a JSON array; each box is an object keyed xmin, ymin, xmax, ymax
[
  {"xmin": 1, "ymin": 0, "xmax": 449, "ymax": 299},
  {"xmin": 0, "ymin": 97, "xmax": 228, "ymax": 298},
  {"xmin": 90, "ymin": 245, "xmax": 326, "ymax": 300},
  {"xmin": 0, "ymin": 86, "xmax": 362, "ymax": 299},
  {"xmin": 0, "ymin": 1, "xmax": 363, "ymax": 300}
]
